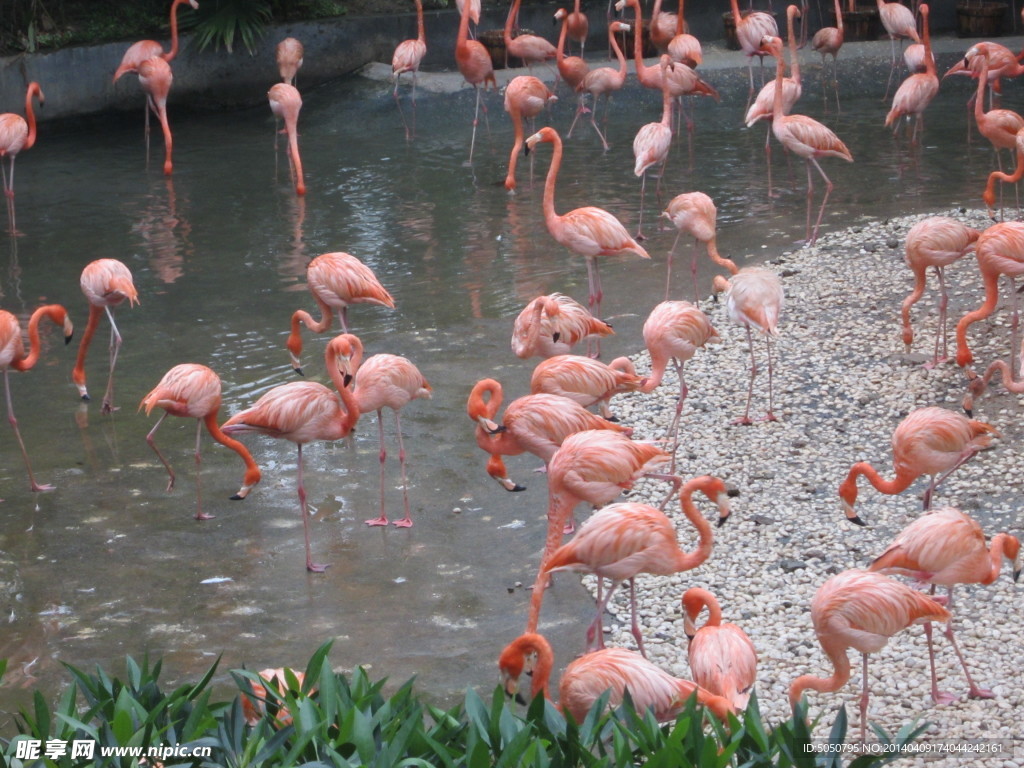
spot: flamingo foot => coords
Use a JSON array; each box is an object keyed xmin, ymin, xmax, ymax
[
  {"xmin": 932, "ymin": 689, "xmax": 959, "ymax": 705},
  {"xmin": 194, "ymin": 511, "xmax": 215, "ymax": 521},
  {"xmin": 923, "ymin": 356, "xmax": 949, "ymax": 370},
  {"xmin": 365, "ymin": 516, "xmax": 390, "ymax": 527},
  {"xmin": 392, "ymin": 517, "xmax": 413, "ymax": 528},
  {"xmin": 31, "ymin": 482, "xmax": 55, "ymax": 492},
  {"xmin": 306, "ymin": 560, "xmax": 329, "ymax": 573},
  {"xmin": 968, "ymin": 686, "xmax": 995, "ymax": 700},
  {"xmin": 562, "ymin": 520, "xmax": 576, "ymax": 535},
  {"xmin": 731, "ymin": 415, "xmax": 754, "ymax": 426},
  {"xmin": 101, "ymin": 401, "xmax": 119, "ymax": 415},
  {"xmin": 757, "ymin": 412, "xmax": 779, "ymax": 423}
]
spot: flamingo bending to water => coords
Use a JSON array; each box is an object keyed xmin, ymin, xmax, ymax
[
  {"xmin": 138, "ymin": 57, "xmax": 174, "ymax": 175},
  {"xmin": 504, "ymin": 76, "xmax": 557, "ymax": 192},
  {"xmin": 682, "ymin": 588, "xmax": 758, "ymax": 710},
  {"xmin": 269, "ymin": 83, "xmax": 306, "ymax": 196},
  {"xmin": 113, "ymin": 0, "xmax": 198, "ymax": 81},
  {"xmin": 277, "ymin": 37, "xmax": 304, "ymax": 85},
  {"xmin": 662, "ymin": 191, "xmax": 738, "ymax": 302},
  {"xmin": 511, "ymin": 293, "xmax": 613, "ymax": 359}
]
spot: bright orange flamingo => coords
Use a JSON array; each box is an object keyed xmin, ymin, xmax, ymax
[
  {"xmin": 682, "ymin": 587, "xmax": 758, "ymax": 710},
  {"xmin": 498, "ymin": 632, "xmax": 734, "ymax": 723},
  {"xmin": 138, "ymin": 56, "xmax": 174, "ymax": 175},
  {"xmin": 667, "ymin": 0, "xmax": 702, "ymax": 69},
  {"xmin": 530, "ymin": 354, "xmax": 643, "ymax": 420},
  {"xmin": 113, "ymin": 0, "xmax": 199, "ymax": 82},
  {"xmin": 0, "ymin": 81, "xmax": 44, "ymax": 232},
  {"xmin": 525, "ymin": 126, "xmax": 650, "ymax": 344},
  {"xmin": 900, "ymin": 216, "xmax": 981, "ymax": 368},
  {"xmin": 269, "ymin": 83, "xmax": 306, "ymax": 196},
  {"xmin": 392, "ymin": 0, "xmax": 426, "ymax": 141},
  {"xmin": 869, "ymin": 507, "xmax": 1020, "ymax": 704},
  {"xmin": 761, "ymin": 34, "xmax": 852, "ymax": 245},
  {"xmin": 811, "ymin": 0, "xmax": 844, "ymax": 111},
  {"xmin": 455, "ymin": 0, "xmax": 496, "ymax": 164},
  {"xmin": 566, "ymin": 0, "xmax": 588, "ymax": 56},
  {"xmin": 789, "ymin": 569, "xmax": 950, "ymax": 741},
  {"xmin": 511, "ymin": 293, "xmax": 613, "ymax": 359},
  {"xmin": 553, "ymin": 8, "xmax": 588, "ymax": 99},
  {"xmin": 838, "ymin": 406, "xmax": 997, "ymax": 526},
  {"xmin": 640, "ymin": 300, "xmax": 720, "ymax": 467},
  {"xmin": 728, "ymin": 0, "xmax": 779, "ymax": 100},
  {"xmin": 222, "ymin": 334, "xmax": 362, "ymax": 572},
  {"xmin": 662, "ymin": 191, "xmax": 738, "ymax": 302},
  {"xmin": 504, "ymin": 0, "xmax": 557, "ymax": 71},
  {"xmin": 877, "ymin": 0, "xmax": 920, "ymax": 100},
  {"xmin": 982, "ymin": 126, "xmax": 1024, "ymax": 217},
  {"xmin": 73, "ymin": 258, "xmax": 139, "ymax": 414},
  {"xmin": 286, "ymin": 252, "xmax": 394, "ymax": 372},
  {"xmin": 0, "ymin": 305, "xmax": 72, "ymax": 492},
  {"xmin": 526, "ymin": 429, "xmax": 674, "ymax": 632},
  {"xmin": 467, "ymin": 379, "xmax": 629, "ymax": 492},
  {"xmin": 504, "ymin": 76, "xmax": 556, "ymax": 192},
  {"xmin": 544, "ymin": 475, "xmax": 731, "ymax": 656},
  {"xmin": 568, "ymin": 21, "xmax": 630, "ymax": 151},
  {"xmin": 632, "ymin": 56, "xmax": 675, "ymax": 241},
  {"xmin": 712, "ymin": 267, "xmax": 784, "ymax": 425},
  {"xmin": 276, "ymin": 37, "xmax": 304, "ymax": 86},
  {"xmin": 344, "ymin": 336, "xmax": 432, "ymax": 528},
  {"xmin": 955, "ymin": 221, "xmax": 1024, "ymax": 371},
  {"xmin": 140, "ymin": 363, "xmax": 262, "ymax": 520}
]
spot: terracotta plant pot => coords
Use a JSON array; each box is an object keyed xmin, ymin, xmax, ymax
[
  {"xmin": 955, "ymin": 1, "xmax": 1009, "ymax": 37},
  {"xmin": 829, "ymin": 6, "xmax": 883, "ymax": 41}
]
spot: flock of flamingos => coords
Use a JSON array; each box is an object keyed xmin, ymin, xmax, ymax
[{"xmin": 0, "ymin": 0, "xmax": 1022, "ymax": 745}]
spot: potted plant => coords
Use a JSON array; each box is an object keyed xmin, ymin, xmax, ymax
[
  {"xmin": 955, "ymin": 0, "xmax": 1011, "ymax": 37},
  {"xmin": 828, "ymin": 0, "xmax": 883, "ymax": 41}
]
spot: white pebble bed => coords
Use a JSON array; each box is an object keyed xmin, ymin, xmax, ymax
[{"xmin": 582, "ymin": 208, "xmax": 1023, "ymax": 767}]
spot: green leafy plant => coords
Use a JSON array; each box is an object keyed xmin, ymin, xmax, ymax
[{"xmin": 180, "ymin": 0, "xmax": 273, "ymax": 54}]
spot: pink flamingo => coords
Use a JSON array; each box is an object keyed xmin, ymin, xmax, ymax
[
  {"xmin": 544, "ymin": 475, "xmax": 732, "ymax": 656},
  {"xmin": 467, "ymin": 379, "xmax": 629, "ymax": 492},
  {"xmin": 944, "ymin": 41, "xmax": 1024, "ymax": 112},
  {"xmin": 140, "ymin": 363, "xmax": 262, "ymax": 520},
  {"xmin": 811, "ymin": 0, "xmax": 844, "ymax": 111},
  {"xmin": 900, "ymin": 216, "xmax": 981, "ymax": 368},
  {"xmin": 568, "ymin": 21, "xmax": 631, "ymax": 151},
  {"xmin": 885, "ymin": 4, "xmax": 937, "ymax": 144},
  {"xmin": 269, "ymin": 83, "xmax": 306, "ymax": 196},
  {"xmin": 392, "ymin": 0, "xmax": 426, "ymax": 140},
  {"xmin": 222, "ymin": 334, "xmax": 362, "ymax": 572},
  {"xmin": 525, "ymin": 126, "xmax": 650, "ymax": 339},
  {"xmin": 504, "ymin": 76, "xmax": 557, "ymax": 192},
  {"xmin": 73, "ymin": 258, "xmax": 139, "ymax": 414},
  {"xmin": 0, "ymin": 82, "xmax": 44, "ymax": 230},
  {"xmin": 138, "ymin": 56, "xmax": 174, "ymax": 176},
  {"xmin": 286, "ymin": 252, "xmax": 395, "ymax": 372},
  {"xmin": 970, "ymin": 48, "xmax": 1024, "ymax": 193},
  {"xmin": 877, "ymin": 0, "xmax": 920, "ymax": 100},
  {"xmin": 667, "ymin": 0, "xmax": 702, "ymax": 69},
  {"xmin": 662, "ymin": 191, "xmax": 739, "ymax": 302},
  {"xmin": 712, "ymin": 267, "xmax": 784, "ymax": 425},
  {"xmin": 455, "ymin": 0, "xmax": 496, "ymax": 164},
  {"xmin": 530, "ymin": 354, "xmax": 643, "ymax": 420},
  {"xmin": 789, "ymin": 569, "xmax": 950, "ymax": 741},
  {"xmin": 498, "ymin": 632, "xmax": 734, "ymax": 723},
  {"xmin": 632, "ymin": 56, "xmax": 675, "ymax": 241},
  {"xmin": 838, "ymin": 406, "xmax": 997, "ymax": 526},
  {"xmin": 276, "ymin": 37, "xmax": 304, "ymax": 86},
  {"xmin": 869, "ymin": 507, "xmax": 1020, "ymax": 703},
  {"xmin": 982, "ymin": 127, "xmax": 1024, "ymax": 216},
  {"xmin": 511, "ymin": 293, "xmax": 614, "ymax": 359},
  {"xmin": 566, "ymin": 0, "xmax": 589, "ymax": 56},
  {"xmin": 0, "ymin": 305, "xmax": 73, "ymax": 492},
  {"xmin": 682, "ymin": 588, "xmax": 758, "ymax": 710},
  {"xmin": 648, "ymin": 0, "xmax": 678, "ymax": 54},
  {"xmin": 728, "ymin": 0, "xmax": 779, "ymax": 100},
  {"xmin": 113, "ymin": 0, "xmax": 199, "ymax": 82},
  {"xmin": 553, "ymin": 8, "xmax": 589, "ymax": 97},
  {"xmin": 963, "ymin": 357, "xmax": 1024, "ymax": 415},
  {"xmin": 504, "ymin": 0, "xmax": 558, "ymax": 70}
]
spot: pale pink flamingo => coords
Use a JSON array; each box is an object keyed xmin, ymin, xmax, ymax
[
  {"xmin": 885, "ymin": 4, "xmax": 937, "ymax": 144},
  {"xmin": 269, "ymin": 83, "xmax": 306, "ymax": 196},
  {"xmin": 760, "ymin": 34, "xmax": 852, "ymax": 245},
  {"xmin": 222, "ymin": 333, "xmax": 362, "ymax": 572},
  {"xmin": 504, "ymin": 0, "xmax": 558, "ymax": 70},
  {"xmin": 530, "ymin": 354, "xmax": 643, "ymax": 420},
  {"xmin": 566, "ymin": 0, "xmax": 589, "ymax": 56},
  {"xmin": 511, "ymin": 293, "xmax": 614, "ymax": 359},
  {"xmin": 455, "ymin": 0, "xmax": 496, "ymax": 164},
  {"xmin": 526, "ymin": 429, "xmax": 674, "ymax": 632},
  {"xmin": 456, "ymin": 0, "xmax": 481, "ymax": 28},
  {"xmin": 648, "ymin": 0, "xmax": 679, "ymax": 54},
  {"xmin": 392, "ymin": 0, "xmax": 427, "ymax": 141},
  {"xmin": 568, "ymin": 21, "xmax": 630, "ymax": 151},
  {"xmin": 838, "ymin": 406, "xmax": 997, "ymax": 526},
  {"xmin": 728, "ymin": 0, "xmax": 779, "ymax": 100},
  {"xmin": 712, "ymin": 267, "xmax": 784, "ymax": 425},
  {"xmin": 632, "ymin": 56, "xmax": 675, "ymax": 241},
  {"xmin": 982, "ymin": 127, "xmax": 1024, "ymax": 216},
  {"xmin": 0, "ymin": 305, "xmax": 72, "ymax": 493},
  {"xmin": 286, "ymin": 252, "xmax": 395, "ymax": 372},
  {"xmin": 869, "ymin": 507, "xmax": 1020, "ymax": 704},
  {"xmin": 944, "ymin": 41, "xmax": 1024, "ymax": 111},
  {"xmin": 640, "ymin": 300, "xmax": 720, "ymax": 467},
  {"xmin": 682, "ymin": 587, "xmax": 758, "ymax": 710},
  {"xmin": 276, "ymin": 37, "xmax": 304, "ymax": 86},
  {"xmin": 662, "ymin": 191, "xmax": 739, "ymax": 302},
  {"xmin": 544, "ymin": 475, "xmax": 732, "ymax": 656},
  {"xmin": 467, "ymin": 379, "xmax": 629, "ymax": 492},
  {"xmin": 73, "ymin": 258, "xmax": 139, "ymax": 414},
  {"xmin": 969, "ymin": 48, "xmax": 1024, "ymax": 177},
  {"xmin": 140, "ymin": 363, "xmax": 262, "ymax": 520},
  {"xmin": 955, "ymin": 221, "xmax": 1024, "ymax": 370},
  {"xmin": 504, "ymin": 76, "xmax": 557, "ymax": 192},
  {"xmin": 524, "ymin": 126, "xmax": 650, "ymax": 346},
  {"xmin": 789, "ymin": 569, "xmax": 950, "ymax": 741},
  {"xmin": 903, "ymin": 43, "xmax": 930, "ymax": 75},
  {"xmin": 138, "ymin": 56, "xmax": 174, "ymax": 176},
  {"xmin": 343, "ymin": 337, "xmax": 432, "ymax": 528},
  {"xmin": 0, "ymin": 81, "xmax": 43, "ymax": 231},
  {"xmin": 811, "ymin": 0, "xmax": 844, "ymax": 111},
  {"xmin": 554, "ymin": 8, "xmax": 589, "ymax": 102},
  {"xmin": 498, "ymin": 632, "xmax": 735, "ymax": 723},
  {"xmin": 877, "ymin": 0, "xmax": 920, "ymax": 100},
  {"xmin": 113, "ymin": 0, "xmax": 198, "ymax": 82},
  {"xmin": 900, "ymin": 216, "xmax": 981, "ymax": 367},
  {"xmin": 667, "ymin": 0, "xmax": 702, "ymax": 69}
]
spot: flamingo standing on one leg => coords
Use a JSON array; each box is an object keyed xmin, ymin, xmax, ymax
[
  {"xmin": 455, "ymin": 0, "xmax": 496, "ymax": 164},
  {"xmin": 712, "ymin": 267, "xmax": 784, "ymax": 425},
  {"xmin": 900, "ymin": 216, "xmax": 981, "ymax": 367},
  {"xmin": 138, "ymin": 56, "xmax": 174, "ymax": 175},
  {"xmin": 269, "ymin": 83, "xmax": 306, "ymax": 196},
  {"xmin": 543, "ymin": 475, "xmax": 731, "ymax": 656},
  {"xmin": 530, "ymin": 354, "xmax": 644, "ymax": 420},
  {"xmin": 113, "ymin": 0, "xmax": 199, "ymax": 82},
  {"xmin": 504, "ymin": 76, "xmax": 557, "ymax": 192},
  {"xmin": 568, "ymin": 21, "xmax": 631, "ymax": 151},
  {"xmin": 838, "ymin": 406, "xmax": 998, "ymax": 526},
  {"xmin": 869, "ymin": 507, "xmax": 1020, "ymax": 704},
  {"xmin": 140, "ymin": 363, "xmax": 262, "ymax": 520},
  {"xmin": 0, "ymin": 305, "xmax": 73, "ymax": 493},
  {"xmin": 511, "ymin": 293, "xmax": 614, "ymax": 359},
  {"xmin": 812, "ymin": 0, "xmax": 844, "ymax": 112},
  {"xmin": 662, "ymin": 192, "xmax": 738, "ymax": 302},
  {"xmin": 877, "ymin": 0, "xmax": 920, "ymax": 101},
  {"xmin": 392, "ymin": 0, "xmax": 426, "ymax": 141},
  {"xmin": 682, "ymin": 588, "xmax": 758, "ymax": 710},
  {"xmin": 276, "ymin": 37, "xmax": 304, "ymax": 85},
  {"xmin": 73, "ymin": 258, "xmax": 139, "ymax": 414},
  {"xmin": 789, "ymin": 569, "xmax": 950, "ymax": 742},
  {"xmin": 884, "ymin": 4, "xmax": 937, "ymax": 145},
  {"xmin": 632, "ymin": 56, "xmax": 675, "ymax": 241},
  {"xmin": 222, "ymin": 334, "xmax": 362, "ymax": 572},
  {"xmin": 0, "ymin": 82, "xmax": 44, "ymax": 233},
  {"xmin": 286, "ymin": 252, "xmax": 395, "ymax": 372}
]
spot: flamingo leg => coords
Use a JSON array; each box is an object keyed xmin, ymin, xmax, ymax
[
  {"xmin": 144, "ymin": 411, "xmax": 176, "ymax": 492},
  {"xmin": 808, "ymin": 156, "xmax": 835, "ymax": 246},
  {"xmin": 636, "ymin": 173, "xmax": 648, "ymax": 241},
  {"xmin": 932, "ymin": 266, "xmax": 949, "ymax": 367},
  {"xmin": 567, "ymin": 93, "xmax": 587, "ymax": 138},
  {"xmin": 467, "ymin": 86, "xmax": 482, "ymax": 165},
  {"xmin": 734, "ymin": 325, "xmax": 758, "ymax": 425},
  {"xmin": 193, "ymin": 417, "xmax": 212, "ymax": 521},
  {"xmin": 760, "ymin": 334, "xmax": 778, "ymax": 422},
  {"xmin": 628, "ymin": 577, "xmax": 647, "ymax": 657},
  {"xmin": 939, "ymin": 587, "xmax": 995, "ymax": 699},
  {"xmin": 923, "ymin": 445, "xmax": 983, "ymax": 509},
  {"xmin": 392, "ymin": 410, "xmax": 414, "ymax": 528},
  {"xmin": 667, "ymin": 358, "xmax": 688, "ymax": 473},
  {"xmin": 5, "ymin": 369, "xmax": 53, "ymax": 492},
  {"xmin": 666, "ymin": 229, "xmax": 683, "ymax": 302},
  {"xmin": 859, "ymin": 653, "xmax": 870, "ymax": 743},
  {"xmin": 588, "ymin": 99, "xmax": 610, "ymax": 151},
  {"xmin": 1010, "ymin": 276, "xmax": 1019, "ymax": 382},
  {"xmin": 297, "ymin": 443, "xmax": 328, "ymax": 572},
  {"xmin": 101, "ymin": 306, "xmax": 123, "ymax": 415},
  {"xmin": 585, "ymin": 256, "xmax": 604, "ymax": 358},
  {"xmin": 365, "ymin": 409, "xmax": 391, "ymax": 527},
  {"xmin": 585, "ymin": 576, "xmax": 608, "ymax": 649}
]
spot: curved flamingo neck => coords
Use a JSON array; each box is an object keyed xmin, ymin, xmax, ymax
[
  {"xmin": 539, "ymin": 131, "xmax": 563, "ymax": 232},
  {"xmin": 676, "ymin": 0, "xmax": 686, "ymax": 35},
  {"xmin": 326, "ymin": 341, "xmax": 361, "ymax": 435},
  {"xmin": 674, "ymin": 477, "xmax": 718, "ymax": 571},
  {"xmin": 626, "ymin": 0, "xmax": 650, "ymax": 79},
  {"xmin": 841, "ymin": 462, "xmax": 916, "ymax": 506},
  {"xmin": 415, "ymin": 0, "xmax": 425, "ymax": 43},
  {"xmin": 835, "ymin": 0, "xmax": 844, "ymax": 33},
  {"xmin": 23, "ymin": 83, "xmax": 42, "ymax": 152},
  {"xmin": 789, "ymin": 645, "xmax": 852, "ymax": 710},
  {"xmin": 610, "ymin": 26, "xmax": 628, "ymax": 76},
  {"xmin": 956, "ymin": 270, "xmax": 1001, "ymax": 360},
  {"xmin": 164, "ymin": 0, "xmax": 191, "ymax": 62},
  {"xmin": 285, "ymin": 112, "xmax": 306, "ymax": 195},
  {"xmin": 684, "ymin": 587, "xmax": 722, "ymax": 627},
  {"xmin": 12, "ymin": 305, "xmax": 65, "ymax": 372},
  {"xmin": 557, "ymin": 11, "xmax": 570, "ymax": 61},
  {"xmin": 287, "ymin": 293, "xmax": 333, "ymax": 361},
  {"xmin": 505, "ymin": 0, "xmax": 523, "ymax": 41},
  {"xmin": 771, "ymin": 40, "xmax": 787, "ymax": 120},
  {"xmin": 457, "ymin": 0, "xmax": 472, "ymax": 48},
  {"xmin": 72, "ymin": 305, "xmax": 104, "ymax": 389},
  {"xmin": 975, "ymin": 55, "xmax": 989, "ymax": 124},
  {"xmin": 504, "ymin": 634, "xmax": 555, "ymax": 701},
  {"xmin": 641, "ymin": 351, "xmax": 668, "ymax": 393},
  {"xmin": 730, "ymin": 0, "xmax": 743, "ymax": 24},
  {"xmin": 204, "ymin": 412, "xmax": 262, "ymax": 491},
  {"xmin": 787, "ymin": 8, "xmax": 801, "ymax": 84},
  {"xmin": 921, "ymin": 8, "xmax": 934, "ymax": 76},
  {"xmin": 468, "ymin": 378, "xmax": 502, "ymax": 421},
  {"xmin": 983, "ymin": 533, "xmax": 1017, "ymax": 584},
  {"xmin": 707, "ymin": 240, "xmax": 738, "ymax": 274}
]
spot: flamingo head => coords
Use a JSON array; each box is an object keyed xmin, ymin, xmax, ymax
[
  {"xmin": 962, "ymin": 368, "xmax": 988, "ymax": 417},
  {"xmin": 838, "ymin": 478, "xmax": 865, "ymax": 526}
]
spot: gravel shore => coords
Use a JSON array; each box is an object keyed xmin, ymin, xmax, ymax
[{"xmin": 582, "ymin": 207, "xmax": 1022, "ymax": 766}]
